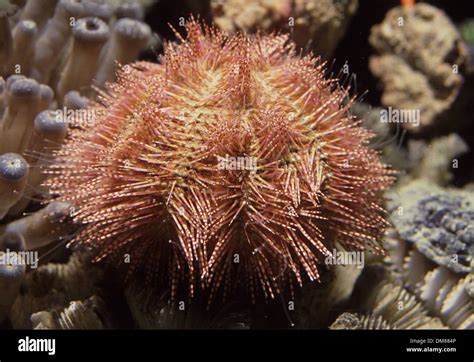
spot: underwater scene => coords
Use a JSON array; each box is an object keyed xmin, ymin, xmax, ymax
[{"xmin": 0, "ymin": 0, "xmax": 472, "ymax": 344}]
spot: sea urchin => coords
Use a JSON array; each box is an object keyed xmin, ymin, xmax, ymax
[{"xmin": 46, "ymin": 20, "xmax": 394, "ymax": 302}]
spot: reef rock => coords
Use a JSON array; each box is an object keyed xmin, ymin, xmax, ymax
[
  {"xmin": 370, "ymin": 3, "xmax": 468, "ymax": 132},
  {"xmin": 211, "ymin": 0, "xmax": 358, "ymax": 59},
  {"xmin": 387, "ymin": 180, "xmax": 474, "ymax": 274}
]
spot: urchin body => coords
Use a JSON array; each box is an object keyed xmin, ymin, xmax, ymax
[{"xmin": 47, "ymin": 21, "xmax": 394, "ymax": 301}]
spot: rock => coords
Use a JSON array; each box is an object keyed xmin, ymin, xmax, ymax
[
  {"xmin": 211, "ymin": 0, "xmax": 358, "ymax": 59},
  {"xmin": 369, "ymin": 3, "xmax": 468, "ymax": 132},
  {"xmin": 388, "ymin": 180, "xmax": 473, "ymax": 274},
  {"xmin": 410, "ymin": 134, "xmax": 468, "ymax": 186}
]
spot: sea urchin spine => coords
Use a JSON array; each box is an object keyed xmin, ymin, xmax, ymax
[{"xmin": 47, "ymin": 20, "xmax": 395, "ymax": 302}]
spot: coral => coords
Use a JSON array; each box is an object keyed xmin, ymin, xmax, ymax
[
  {"xmin": 55, "ymin": 16, "xmax": 111, "ymax": 100},
  {"xmin": 0, "ymin": 231, "xmax": 26, "ymax": 323},
  {"xmin": 387, "ymin": 180, "xmax": 473, "ymax": 274},
  {"xmin": 369, "ymin": 3, "xmax": 468, "ymax": 132},
  {"xmin": 211, "ymin": 0, "xmax": 292, "ymax": 33},
  {"xmin": 363, "ymin": 282, "xmax": 446, "ymax": 329},
  {"xmin": 211, "ymin": 0, "xmax": 358, "ymax": 59},
  {"xmin": 290, "ymin": 0, "xmax": 358, "ymax": 59},
  {"xmin": 0, "ymin": 0, "xmax": 152, "ymax": 217},
  {"xmin": 0, "ymin": 153, "xmax": 28, "ymax": 218},
  {"xmin": 344, "ymin": 264, "xmax": 447, "ymax": 329},
  {"xmin": 385, "ymin": 242, "xmax": 474, "ymax": 329},
  {"xmin": 1, "ymin": 201, "xmax": 75, "ymax": 249},
  {"xmin": 9, "ymin": 251, "xmax": 103, "ymax": 328},
  {"xmin": 0, "ymin": 0, "xmax": 152, "ymax": 328},
  {"xmin": 31, "ymin": 295, "xmax": 107, "ymax": 329},
  {"xmin": 46, "ymin": 19, "xmax": 394, "ymax": 303},
  {"xmin": 0, "ymin": 261, "xmax": 25, "ymax": 322},
  {"xmin": 330, "ymin": 312, "xmax": 393, "ymax": 330},
  {"xmin": 385, "ymin": 180, "xmax": 474, "ymax": 329},
  {"xmin": 95, "ymin": 17, "xmax": 151, "ymax": 87}
]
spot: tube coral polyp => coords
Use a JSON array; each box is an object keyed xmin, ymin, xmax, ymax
[{"xmin": 46, "ymin": 20, "xmax": 395, "ymax": 301}]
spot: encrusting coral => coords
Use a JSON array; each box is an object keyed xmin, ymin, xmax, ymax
[
  {"xmin": 46, "ymin": 19, "xmax": 394, "ymax": 303},
  {"xmin": 385, "ymin": 179, "xmax": 474, "ymax": 329}
]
